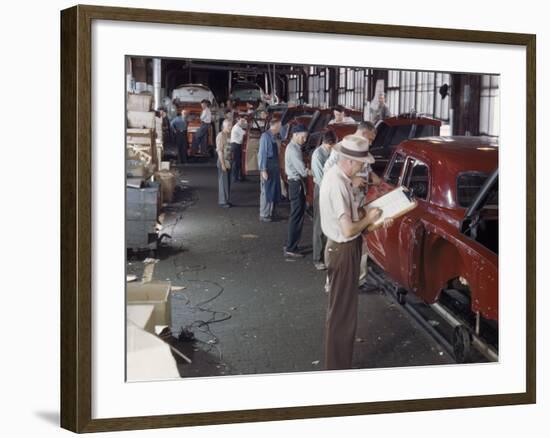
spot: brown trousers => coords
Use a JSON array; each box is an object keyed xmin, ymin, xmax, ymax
[{"xmin": 324, "ymin": 237, "xmax": 362, "ymax": 370}]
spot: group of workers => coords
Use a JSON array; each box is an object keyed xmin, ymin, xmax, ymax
[
  {"xmin": 213, "ymin": 104, "xmax": 394, "ymax": 370},
  {"xmin": 158, "ymin": 91, "xmax": 394, "ymax": 369},
  {"xmin": 160, "ymin": 99, "xmax": 214, "ymax": 163}
]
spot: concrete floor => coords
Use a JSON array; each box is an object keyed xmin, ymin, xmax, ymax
[{"xmin": 127, "ymin": 161, "xmax": 454, "ymax": 378}]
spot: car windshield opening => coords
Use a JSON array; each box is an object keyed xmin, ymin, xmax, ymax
[{"xmin": 385, "ymin": 153, "xmax": 406, "ymax": 186}]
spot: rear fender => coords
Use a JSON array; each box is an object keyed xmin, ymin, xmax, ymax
[{"xmin": 421, "ymin": 235, "xmax": 464, "ymax": 304}]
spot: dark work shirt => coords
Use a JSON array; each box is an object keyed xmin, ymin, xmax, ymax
[
  {"xmin": 170, "ymin": 116, "xmax": 188, "ymax": 132},
  {"xmin": 258, "ymin": 130, "xmax": 278, "ymax": 171}
]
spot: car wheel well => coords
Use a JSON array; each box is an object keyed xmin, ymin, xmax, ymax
[{"xmin": 426, "ymin": 237, "xmax": 464, "ymax": 301}]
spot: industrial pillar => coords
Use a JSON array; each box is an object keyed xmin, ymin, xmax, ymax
[{"xmin": 153, "ymin": 58, "xmax": 162, "ymax": 110}]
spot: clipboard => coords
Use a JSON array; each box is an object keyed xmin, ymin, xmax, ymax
[{"xmin": 366, "ymin": 186, "xmax": 418, "ymax": 232}]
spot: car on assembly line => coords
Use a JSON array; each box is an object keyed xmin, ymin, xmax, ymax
[
  {"xmin": 171, "ymin": 83, "xmax": 219, "ymax": 157},
  {"xmin": 370, "ymin": 113, "xmax": 442, "ymax": 172},
  {"xmin": 364, "ymin": 136, "xmax": 498, "ymax": 363},
  {"xmin": 230, "ymin": 81, "xmax": 266, "ymax": 113},
  {"xmin": 300, "ymin": 111, "xmax": 441, "ymax": 206}
]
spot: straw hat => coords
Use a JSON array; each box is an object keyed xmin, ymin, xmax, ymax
[{"xmin": 334, "ymin": 134, "xmax": 375, "ymax": 164}]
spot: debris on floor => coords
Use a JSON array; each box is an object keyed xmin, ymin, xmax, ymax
[{"xmin": 142, "ymin": 258, "xmax": 159, "ymax": 283}]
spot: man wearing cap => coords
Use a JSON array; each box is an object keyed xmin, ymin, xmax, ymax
[
  {"xmin": 328, "ymin": 105, "xmax": 356, "ymax": 125},
  {"xmin": 324, "ymin": 121, "xmax": 382, "ymax": 287},
  {"xmin": 284, "ymin": 124, "xmax": 310, "ymax": 258},
  {"xmin": 323, "ymin": 122, "xmax": 381, "ymax": 284},
  {"xmin": 320, "ymin": 134, "xmax": 392, "ymax": 370},
  {"xmin": 258, "ymin": 118, "xmax": 282, "ymax": 222}
]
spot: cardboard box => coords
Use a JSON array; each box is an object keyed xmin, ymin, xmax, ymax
[
  {"xmin": 127, "ymin": 111, "xmax": 156, "ymax": 129},
  {"xmin": 127, "ymin": 304, "xmax": 155, "ymax": 334},
  {"xmin": 126, "ymin": 321, "xmax": 180, "ymax": 381},
  {"xmin": 126, "ymin": 280, "xmax": 172, "ymax": 327},
  {"xmin": 127, "ymin": 93, "xmax": 153, "ymax": 112}
]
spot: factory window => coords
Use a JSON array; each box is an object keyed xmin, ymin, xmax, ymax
[
  {"xmin": 479, "ymin": 75, "xmax": 500, "ymax": 138},
  {"xmin": 308, "ymin": 67, "xmax": 329, "ymax": 108},
  {"xmin": 386, "ymin": 70, "xmax": 400, "ymax": 115},
  {"xmin": 288, "ymin": 74, "xmax": 304, "ymax": 105},
  {"xmin": 415, "ymin": 72, "xmax": 435, "ymax": 115},
  {"xmin": 336, "ymin": 68, "xmax": 370, "ymax": 111},
  {"xmin": 400, "ymin": 71, "xmax": 416, "ymax": 114},
  {"xmin": 387, "ymin": 70, "xmax": 451, "ymax": 125},
  {"xmin": 338, "ymin": 68, "xmax": 347, "ymax": 106},
  {"xmin": 353, "ymin": 69, "xmax": 367, "ymax": 112},
  {"xmin": 434, "ymin": 72, "xmax": 451, "ymax": 122},
  {"xmin": 346, "ymin": 68, "xmax": 354, "ymax": 108}
]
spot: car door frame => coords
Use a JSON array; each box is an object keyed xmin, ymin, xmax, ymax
[{"xmin": 398, "ymin": 155, "xmax": 431, "ymax": 293}]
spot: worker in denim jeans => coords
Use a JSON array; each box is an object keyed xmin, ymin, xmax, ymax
[{"xmin": 192, "ymin": 99, "xmax": 211, "ymax": 154}]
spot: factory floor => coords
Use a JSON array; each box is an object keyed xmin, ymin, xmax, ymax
[{"xmin": 127, "ymin": 160, "xmax": 455, "ymax": 378}]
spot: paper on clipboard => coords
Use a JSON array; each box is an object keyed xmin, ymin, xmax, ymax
[{"xmin": 366, "ymin": 186, "xmax": 417, "ymax": 231}]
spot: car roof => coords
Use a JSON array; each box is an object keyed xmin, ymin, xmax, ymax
[
  {"xmin": 399, "ymin": 136, "xmax": 498, "ymax": 170},
  {"xmin": 396, "ymin": 136, "xmax": 499, "ymax": 209}
]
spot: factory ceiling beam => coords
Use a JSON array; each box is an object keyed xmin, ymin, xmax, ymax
[{"xmin": 174, "ymin": 61, "xmax": 300, "ymax": 75}]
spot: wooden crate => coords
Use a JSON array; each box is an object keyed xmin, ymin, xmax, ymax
[
  {"xmin": 127, "ymin": 93, "xmax": 153, "ymax": 112},
  {"xmin": 127, "ymin": 128, "xmax": 157, "ymax": 168},
  {"xmin": 127, "ymin": 111, "xmax": 156, "ymax": 129}
]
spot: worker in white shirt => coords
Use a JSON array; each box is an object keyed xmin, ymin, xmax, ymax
[
  {"xmin": 328, "ymin": 104, "xmax": 356, "ymax": 125},
  {"xmin": 320, "ymin": 135, "xmax": 393, "ymax": 370},
  {"xmin": 323, "ymin": 121, "xmax": 381, "ymax": 288},
  {"xmin": 192, "ymin": 99, "xmax": 212, "ymax": 154},
  {"xmin": 230, "ymin": 116, "xmax": 247, "ymax": 182}
]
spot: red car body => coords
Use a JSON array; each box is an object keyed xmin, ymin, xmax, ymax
[
  {"xmin": 303, "ymin": 113, "xmax": 441, "ymax": 206},
  {"xmin": 370, "ymin": 114, "xmax": 441, "ymax": 171},
  {"xmin": 172, "ymin": 84, "xmax": 218, "ymax": 157},
  {"xmin": 365, "ymin": 136, "xmax": 498, "ymax": 322}
]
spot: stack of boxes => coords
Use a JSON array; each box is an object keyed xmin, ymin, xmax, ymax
[{"xmin": 126, "ymin": 92, "xmax": 178, "ymax": 251}]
